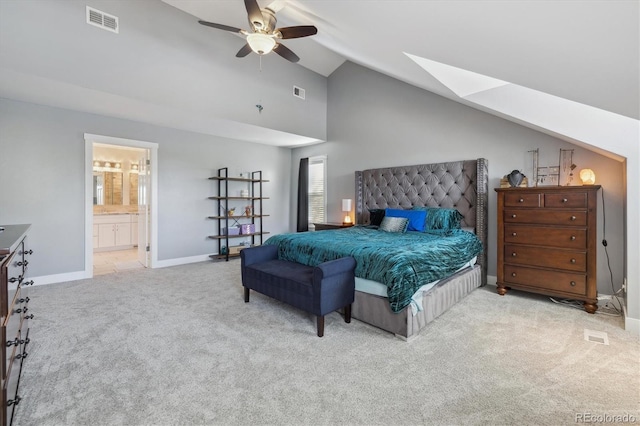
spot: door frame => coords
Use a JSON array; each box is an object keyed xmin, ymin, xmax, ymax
[{"xmin": 84, "ymin": 133, "xmax": 159, "ymax": 277}]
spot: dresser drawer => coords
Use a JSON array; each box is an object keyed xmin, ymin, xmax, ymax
[
  {"xmin": 504, "ymin": 192, "xmax": 541, "ymax": 207},
  {"xmin": 505, "ymin": 224, "xmax": 587, "ymax": 249},
  {"xmin": 2, "ymin": 350, "xmax": 21, "ymax": 426},
  {"xmin": 505, "ymin": 244, "xmax": 586, "ymax": 272},
  {"xmin": 2, "ymin": 288, "xmax": 24, "ymax": 380},
  {"xmin": 504, "ymin": 264, "xmax": 587, "ymax": 296},
  {"xmin": 544, "ymin": 192, "xmax": 587, "ymax": 208},
  {"xmin": 504, "ymin": 209, "xmax": 587, "ymax": 226}
]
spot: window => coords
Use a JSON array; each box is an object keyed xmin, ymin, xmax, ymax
[{"xmin": 308, "ymin": 156, "xmax": 326, "ymax": 224}]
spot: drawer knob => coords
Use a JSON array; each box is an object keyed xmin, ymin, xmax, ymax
[
  {"xmin": 24, "ymin": 314, "xmax": 34, "ymax": 320},
  {"xmin": 518, "ymin": 198, "xmax": 524, "ymax": 203},
  {"xmin": 6, "ymin": 338, "xmax": 19, "ymax": 347},
  {"xmin": 570, "ymin": 258, "xmax": 576, "ymax": 263},
  {"xmin": 511, "ymin": 252, "xmax": 517, "ymax": 257},
  {"xmin": 570, "ymin": 236, "xmax": 576, "ymax": 241},
  {"xmin": 511, "ymin": 272, "xmax": 517, "ymax": 277},
  {"xmin": 570, "ymin": 281, "xmax": 576, "ymax": 286},
  {"xmin": 23, "ymin": 249, "xmax": 33, "ymax": 255},
  {"xmin": 512, "ymin": 232, "xmax": 517, "ymax": 237},
  {"xmin": 570, "ymin": 216, "xmax": 577, "ymax": 221},
  {"xmin": 22, "ymin": 280, "xmax": 34, "ymax": 286},
  {"xmin": 7, "ymin": 396, "xmax": 21, "ymax": 407},
  {"xmin": 15, "ymin": 352, "xmax": 28, "ymax": 360},
  {"xmin": 562, "ymin": 198, "xmax": 568, "ymax": 203},
  {"xmin": 18, "ymin": 297, "xmax": 30, "ymax": 304},
  {"xmin": 511, "ymin": 214, "xmax": 517, "ymax": 218}
]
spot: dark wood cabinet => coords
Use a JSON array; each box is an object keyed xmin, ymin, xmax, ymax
[
  {"xmin": 0, "ymin": 224, "xmax": 33, "ymax": 426},
  {"xmin": 495, "ymin": 186, "xmax": 600, "ymax": 313},
  {"xmin": 313, "ymin": 223, "xmax": 353, "ymax": 231}
]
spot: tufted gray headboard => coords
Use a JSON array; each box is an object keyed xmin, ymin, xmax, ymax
[{"xmin": 355, "ymin": 158, "xmax": 488, "ymax": 285}]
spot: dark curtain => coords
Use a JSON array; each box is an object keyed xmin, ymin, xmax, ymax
[{"xmin": 297, "ymin": 158, "xmax": 309, "ymax": 232}]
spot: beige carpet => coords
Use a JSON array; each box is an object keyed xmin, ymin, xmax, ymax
[{"xmin": 12, "ymin": 260, "xmax": 640, "ymax": 425}]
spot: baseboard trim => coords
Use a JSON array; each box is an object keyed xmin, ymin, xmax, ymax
[
  {"xmin": 623, "ymin": 305, "xmax": 640, "ymax": 336},
  {"xmin": 32, "ymin": 270, "xmax": 90, "ymax": 286},
  {"xmin": 154, "ymin": 254, "xmax": 212, "ymax": 268},
  {"xmin": 486, "ymin": 275, "xmax": 497, "ymax": 286}
]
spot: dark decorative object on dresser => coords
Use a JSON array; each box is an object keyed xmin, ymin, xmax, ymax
[
  {"xmin": 495, "ymin": 186, "xmax": 600, "ymax": 313},
  {"xmin": 0, "ymin": 224, "xmax": 33, "ymax": 426}
]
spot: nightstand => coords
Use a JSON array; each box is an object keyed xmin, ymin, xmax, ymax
[{"xmin": 313, "ymin": 222, "xmax": 354, "ymax": 231}]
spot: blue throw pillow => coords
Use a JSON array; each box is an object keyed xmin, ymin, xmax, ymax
[{"xmin": 385, "ymin": 208, "xmax": 427, "ymax": 232}]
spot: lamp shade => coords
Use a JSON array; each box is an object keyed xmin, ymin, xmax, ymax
[
  {"xmin": 579, "ymin": 168, "xmax": 596, "ymax": 185},
  {"xmin": 342, "ymin": 199, "xmax": 352, "ymax": 212},
  {"xmin": 247, "ymin": 33, "xmax": 276, "ymax": 55}
]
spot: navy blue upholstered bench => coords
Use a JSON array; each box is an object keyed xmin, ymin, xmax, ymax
[{"xmin": 240, "ymin": 245, "xmax": 356, "ymax": 337}]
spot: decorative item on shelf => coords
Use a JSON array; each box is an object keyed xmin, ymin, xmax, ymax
[
  {"xmin": 240, "ymin": 189, "xmax": 250, "ymax": 197},
  {"xmin": 220, "ymin": 246, "xmax": 228, "ymax": 255},
  {"xmin": 240, "ymin": 223, "xmax": 255, "ymax": 234},
  {"xmin": 506, "ymin": 170, "xmax": 525, "ymax": 187},
  {"xmin": 342, "ymin": 199, "xmax": 353, "ymax": 225},
  {"xmin": 223, "ymin": 226, "xmax": 240, "ymax": 235},
  {"xmin": 227, "ymin": 207, "xmax": 236, "ymax": 217},
  {"xmin": 245, "ymin": 205, "xmax": 252, "ymax": 217},
  {"xmin": 560, "ymin": 148, "xmax": 577, "ymax": 186},
  {"xmin": 580, "ymin": 168, "xmax": 596, "ymax": 185}
]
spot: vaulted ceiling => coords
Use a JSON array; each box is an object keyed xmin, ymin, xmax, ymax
[{"xmin": 163, "ymin": 0, "xmax": 639, "ymax": 158}]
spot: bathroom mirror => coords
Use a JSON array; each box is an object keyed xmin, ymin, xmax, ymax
[{"xmin": 93, "ymin": 171, "xmax": 123, "ymax": 205}]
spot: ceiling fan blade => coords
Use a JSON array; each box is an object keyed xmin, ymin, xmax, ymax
[
  {"xmin": 244, "ymin": 0, "xmax": 265, "ymax": 31},
  {"xmin": 198, "ymin": 20, "xmax": 244, "ymax": 34},
  {"xmin": 236, "ymin": 43, "xmax": 253, "ymax": 58},
  {"xmin": 273, "ymin": 43, "xmax": 300, "ymax": 63},
  {"xmin": 276, "ymin": 25, "xmax": 318, "ymax": 39}
]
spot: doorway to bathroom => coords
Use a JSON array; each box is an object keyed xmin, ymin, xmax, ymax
[{"xmin": 84, "ymin": 134, "xmax": 158, "ymax": 278}]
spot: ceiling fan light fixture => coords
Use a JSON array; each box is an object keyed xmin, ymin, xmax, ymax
[{"xmin": 247, "ymin": 33, "xmax": 276, "ymax": 55}]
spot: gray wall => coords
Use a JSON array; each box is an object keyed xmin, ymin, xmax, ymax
[
  {"xmin": 0, "ymin": 0, "xmax": 327, "ymax": 141},
  {"xmin": 0, "ymin": 98, "xmax": 292, "ymax": 276},
  {"xmin": 292, "ymin": 62, "xmax": 625, "ymax": 296}
]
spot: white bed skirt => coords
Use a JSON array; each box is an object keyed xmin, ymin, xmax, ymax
[{"xmin": 350, "ymin": 265, "xmax": 482, "ymax": 340}]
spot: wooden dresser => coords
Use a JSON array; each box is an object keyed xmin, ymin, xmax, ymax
[
  {"xmin": 0, "ymin": 224, "xmax": 33, "ymax": 426},
  {"xmin": 495, "ymin": 186, "xmax": 600, "ymax": 313}
]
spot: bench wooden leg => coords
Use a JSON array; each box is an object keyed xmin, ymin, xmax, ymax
[
  {"xmin": 244, "ymin": 287, "xmax": 250, "ymax": 303},
  {"xmin": 317, "ymin": 316, "xmax": 324, "ymax": 337},
  {"xmin": 344, "ymin": 304, "xmax": 352, "ymax": 323}
]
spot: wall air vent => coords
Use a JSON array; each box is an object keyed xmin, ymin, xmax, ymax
[
  {"xmin": 86, "ymin": 6, "xmax": 119, "ymax": 33},
  {"xmin": 293, "ymin": 86, "xmax": 305, "ymax": 100}
]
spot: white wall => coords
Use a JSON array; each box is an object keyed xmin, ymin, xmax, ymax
[
  {"xmin": 0, "ymin": 98, "xmax": 291, "ymax": 276},
  {"xmin": 292, "ymin": 62, "xmax": 625, "ymax": 298}
]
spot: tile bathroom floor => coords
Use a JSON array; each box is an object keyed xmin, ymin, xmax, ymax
[{"xmin": 94, "ymin": 248, "xmax": 144, "ymax": 275}]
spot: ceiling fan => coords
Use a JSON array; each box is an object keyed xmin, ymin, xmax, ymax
[{"xmin": 198, "ymin": 0, "xmax": 317, "ymax": 63}]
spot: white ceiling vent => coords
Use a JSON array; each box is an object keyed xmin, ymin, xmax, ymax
[
  {"xmin": 293, "ymin": 86, "xmax": 305, "ymax": 100},
  {"xmin": 86, "ymin": 6, "xmax": 119, "ymax": 33}
]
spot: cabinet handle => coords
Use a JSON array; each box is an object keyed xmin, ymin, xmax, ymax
[
  {"xmin": 7, "ymin": 396, "xmax": 21, "ymax": 407},
  {"xmin": 17, "ymin": 260, "xmax": 27, "ymax": 266},
  {"xmin": 9, "ymin": 275, "xmax": 22, "ymax": 283},
  {"xmin": 511, "ymin": 214, "xmax": 517, "ymax": 218},
  {"xmin": 23, "ymin": 249, "xmax": 33, "ymax": 255},
  {"xmin": 22, "ymin": 280, "xmax": 34, "ymax": 286},
  {"xmin": 24, "ymin": 314, "xmax": 34, "ymax": 320},
  {"xmin": 570, "ymin": 258, "xmax": 576, "ymax": 263},
  {"xmin": 511, "ymin": 232, "xmax": 517, "ymax": 237},
  {"xmin": 562, "ymin": 198, "xmax": 568, "ymax": 203},
  {"xmin": 570, "ymin": 236, "xmax": 576, "ymax": 241},
  {"xmin": 518, "ymin": 198, "xmax": 524, "ymax": 203},
  {"xmin": 16, "ymin": 352, "xmax": 28, "ymax": 360},
  {"xmin": 570, "ymin": 281, "xmax": 576, "ymax": 286},
  {"xmin": 570, "ymin": 216, "xmax": 577, "ymax": 221},
  {"xmin": 511, "ymin": 272, "xmax": 517, "ymax": 277},
  {"xmin": 6, "ymin": 338, "xmax": 19, "ymax": 347},
  {"xmin": 18, "ymin": 297, "xmax": 30, "ymax": 303},
  {"xmin": 511, "ymin": 252, "xmax": 517, "ymax": 257}
]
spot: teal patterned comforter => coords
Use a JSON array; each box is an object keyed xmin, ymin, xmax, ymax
[{"xmin": 264, "ymin": 226, "xmax": 483, "ymax": 313}]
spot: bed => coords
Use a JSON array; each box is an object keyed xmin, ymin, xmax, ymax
[{"xmin": 268, "ymin": 158, "xmax": 488, "ymax": 340}]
